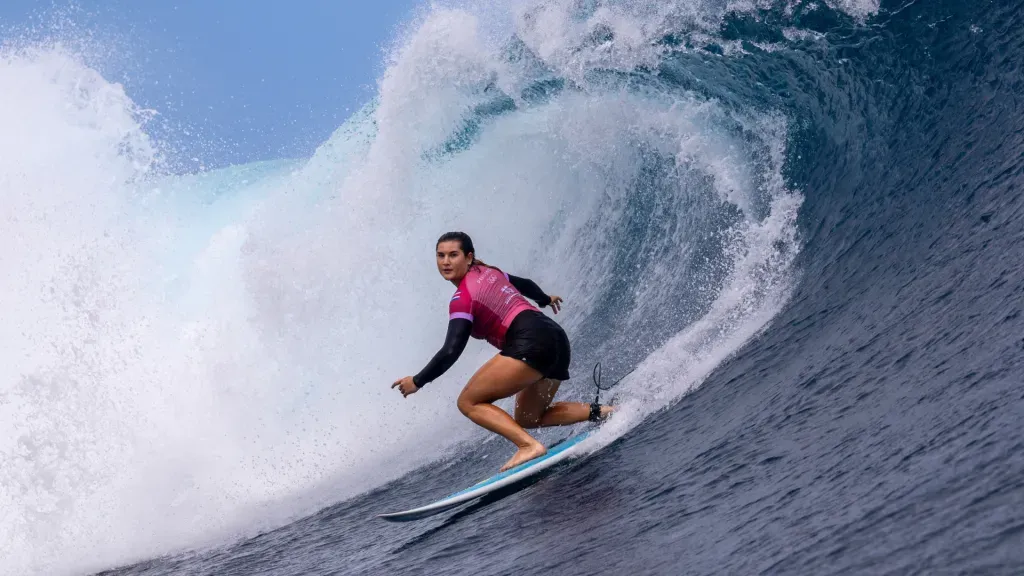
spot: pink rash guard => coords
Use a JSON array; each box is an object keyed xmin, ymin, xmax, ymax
[{"xmin": 448, "ymin": 265, "xmax": 538, "ymax": 349}]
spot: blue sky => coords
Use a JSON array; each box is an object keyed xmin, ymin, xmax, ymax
[{"xmin": 0, "ymin": 0, "xmax": 422, "ymax": 168}]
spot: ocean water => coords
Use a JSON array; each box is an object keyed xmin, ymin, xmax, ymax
[{"xmin": 1, "ymin": 0, "xmax": 1022, "ymax": 574}]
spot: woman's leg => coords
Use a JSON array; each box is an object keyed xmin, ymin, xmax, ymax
[
  {"xmin": 456, "ymin": 354, "xmax": 548, "ymax": 471},
  {"xmin": 515, "ymin": 379, "xmax": 614, "ymax": 428},
  {"xmin": 515, "ymin": 379, "xmax": 588, "ymax": 428}
]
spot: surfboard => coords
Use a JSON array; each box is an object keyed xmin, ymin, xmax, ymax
[{"xmin": 378, "ymin": 429, "xmax": 593, "ymax": 522}]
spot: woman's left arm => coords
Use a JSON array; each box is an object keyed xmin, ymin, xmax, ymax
[{"xmin": 508, "ymin": 274, "xmax": 563, "ymax": 314}]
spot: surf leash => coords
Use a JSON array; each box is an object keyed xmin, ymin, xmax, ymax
[{"xmin": 589, "ymin": 362, "xmax": 635, "ymax": 421}]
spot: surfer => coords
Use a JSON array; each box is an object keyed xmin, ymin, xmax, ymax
[{"xmin": 392, "ymin": 232, "xmax": 613, "ymax": 472}]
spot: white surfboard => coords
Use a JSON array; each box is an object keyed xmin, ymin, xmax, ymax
[{"xmin": 378, "ymin": 430, "xmax": 593, "ymax": 522}]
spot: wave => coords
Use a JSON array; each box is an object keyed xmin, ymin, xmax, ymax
[{"xmin": 0, "ymin": 0, "xmax": 907, "ymax": 573}]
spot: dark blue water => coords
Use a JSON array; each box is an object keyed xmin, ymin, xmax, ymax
[{"xmin": 100, "ymin": 0, "xmax": 1024, "ymax": 574}]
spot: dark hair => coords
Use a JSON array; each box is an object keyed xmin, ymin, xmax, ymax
[
  {"xmin": 437, "ymin": 231, "xmax": 474, "ymax": 256},
  {"xmin": 436, "ymin": 231, "xmax": 488, "ymax": 267}
]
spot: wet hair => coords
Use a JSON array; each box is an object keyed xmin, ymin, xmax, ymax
[{"xmin": 436, "ymin": 231, "xmax": 489, "ymax": 267}]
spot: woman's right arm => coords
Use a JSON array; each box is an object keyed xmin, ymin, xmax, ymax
[{"xmin": 412, "ymin": 318, "xmax": 472, "ymax": 387}]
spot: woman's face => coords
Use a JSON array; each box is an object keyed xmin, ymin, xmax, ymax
[{"xmin": 436, "ymin": 240, "xmax": 472, "ymax": 283}]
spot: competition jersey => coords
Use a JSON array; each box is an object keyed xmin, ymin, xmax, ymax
[{"xmin": 448, "ymin": 265, "xmax": 538, "ymax": 348}]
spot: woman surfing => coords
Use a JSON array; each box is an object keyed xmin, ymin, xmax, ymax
[{"xmin": 392, "ymin": 232, "xmax": 613, "ymax": 472}]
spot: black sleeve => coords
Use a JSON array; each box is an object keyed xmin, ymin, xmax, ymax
[
  {"xmin": 413, "ymin": 318, "xmax": 472, "ymax": 387},
  {"xmin": 508, "ymin": 274, "xmax": 552, "ymax": 308}
]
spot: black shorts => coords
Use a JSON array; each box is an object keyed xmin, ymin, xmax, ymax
[{"xmin": 500, "ymin": 310, "xmax": 571, "ymax": 381}]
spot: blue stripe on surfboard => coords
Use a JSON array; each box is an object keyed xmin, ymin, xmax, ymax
[{"xmin": 440, "ymin": 430, "xmax": 592, "ymax": 502}]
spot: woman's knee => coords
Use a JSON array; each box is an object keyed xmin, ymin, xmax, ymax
[{"xmin": 457, "ymin": 388, "xmax": 483, "ymax": 416}]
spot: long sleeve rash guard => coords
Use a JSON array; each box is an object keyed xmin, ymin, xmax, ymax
[{"xmin": 412, "ymin": 273, "xmax": 552, "ymax": 387}]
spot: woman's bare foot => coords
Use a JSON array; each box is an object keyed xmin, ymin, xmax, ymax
[
  {"xmin": 500, "ymin": 441, "xmax": 547, "ymax": 472},
  {"xmin": 589, "ymin": 404, "xmax": 616, "ymax": 422}
]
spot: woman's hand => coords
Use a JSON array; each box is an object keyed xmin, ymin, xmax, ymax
[
  {"xmin": 392, "ymin": 376, "xmax": 419, "ymax": 398},
  {"xmin": 548, "ymin": 295, "xmax": 564, "ymax": 314}
]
